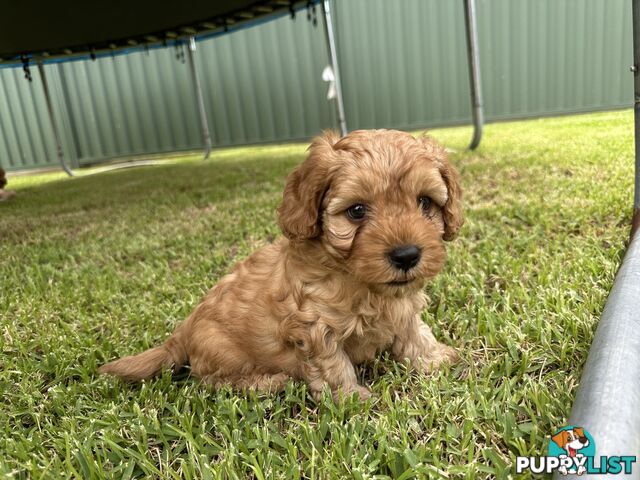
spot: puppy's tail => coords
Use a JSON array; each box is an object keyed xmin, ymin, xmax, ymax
[{"xmin": 99, "ymin": 332, "xmax": 188, "ymax": 382}]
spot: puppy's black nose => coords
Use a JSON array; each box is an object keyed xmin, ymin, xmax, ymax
[{"xmin": 388, "ymin": 245, "xmax": 421, "ymax": 271}]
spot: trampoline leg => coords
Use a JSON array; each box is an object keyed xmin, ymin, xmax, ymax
[
  {"xmin": 321, "ymin": 0, "xmax": 347, "ymax": 137},
  {"xmin": 187, "ymin": 36, "xmax": 212, "ymax": 160},
  {"xmin": 463, "ymin": 0, "xmax": 484, "ymax": 150},
  {"xmin": 633, "ymin": 0, "xmax": 640, "ymax": 238},
  {"xmin": 559, "ymin": 231, "xmax": 640, "ymax": 480},
  {"xmin": 551, "ymin": 4, "xmax": 640, "ymax": 477},
  {"xmin": 37, "ymin": 62, "xmax": 73, "ymax": 176}
]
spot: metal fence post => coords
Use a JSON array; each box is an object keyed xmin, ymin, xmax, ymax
[
  {"xmin": 321, "ymin": 0, "xmax": 347, "ymax": 137},
  {"xmin": 633, "ymin": 0, "xmax": 640, "ymax": 238},
  {"xmin": 463, "ymin": 0, "xmax": 484, "ymax": 150},
  {"xmin": 187, "ymin": 36, "xmax": 212, "ymax": 159},
  {"xmin": 552, "ymin": 3, "xmax": 640, "ymax": 477},
  {"xmin": 37, "ymin": 61, "xmax": 74, "ymax": 176}
]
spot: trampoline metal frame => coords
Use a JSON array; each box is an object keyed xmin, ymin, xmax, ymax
[
  {"xmin": 187, "ymin": 36, "xmax": 213, "ymax": 160},
  {"xmin": 25, "ymin": 0, "xmax": 486, "ymax": 176},
  {"xmin": 321, "ymin": 0, "xmax": 347, "ymax": 137},
  {"xmin": 552, "ymin": 1, "xmax": 640, "ymax": 476},
  {"xmin": 37, "ymin": 61, "xmax": 74, "ymax": 176},
  {"xmin": 463, "ymin": 0, "xmax": 483, "ymax": 150},
  {"xmin": 634, "ymin": 0, "xmax": 640, "ymax": 238}
]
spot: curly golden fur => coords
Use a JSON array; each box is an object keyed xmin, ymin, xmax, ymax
[{"xmin": 99, "ymin": 129, "xmax": 463, "ymax": 400}]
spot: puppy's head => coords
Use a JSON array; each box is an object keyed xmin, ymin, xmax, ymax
[
  {"xmin": 278, "ymin": 130, "xmax": 463, "ymax": 293},
  {"xmin": 0, "ymin": 168, "xmax": 6, "ymax": 189}
]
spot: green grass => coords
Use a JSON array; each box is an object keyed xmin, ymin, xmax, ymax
[{"xmin": 0, "ymin": 110, "xmax": 634, "ymax": 479}]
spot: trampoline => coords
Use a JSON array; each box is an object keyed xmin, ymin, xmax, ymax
[{"xmin": 1, "ymin": 1, "xmax": 638, "ymax": 474}]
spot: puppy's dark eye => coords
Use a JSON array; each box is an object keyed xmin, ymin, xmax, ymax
[
  {"xmin": 346, "ymin": 204, "xmax": 367, "ymax": 221},
  {"xmin": 418, "ymin": 196, "xmax": 432, "ymax": 214}
]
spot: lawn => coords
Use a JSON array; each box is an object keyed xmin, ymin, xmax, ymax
[{"xmin": 0, "ymin": 110, "xmax": 634, "ymax": 479}]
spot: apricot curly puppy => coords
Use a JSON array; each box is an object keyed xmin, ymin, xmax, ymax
[{"xmin": 100, "ymin": 130, "xmax": 463, "ymax": 400}]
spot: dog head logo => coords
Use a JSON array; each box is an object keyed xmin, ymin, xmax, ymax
[
  {"xmin": 277, "ymin": 130, "xmax": 463, "ymax": 295},
  {"xmin": 548, "ymin": 426, "xmax": 596, "ymax": 476},
  {"xmin": 552, "ymin": 427, "xmax": 590, "ymax": 457}
]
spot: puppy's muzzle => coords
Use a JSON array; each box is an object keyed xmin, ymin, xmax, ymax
[{"xmin": 388, "ymin": 245, "xmax": 421, "ymax": 272}]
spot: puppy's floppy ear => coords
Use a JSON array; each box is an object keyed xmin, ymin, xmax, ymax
[
  {"xmin": 439, "ymin": 159, "xmax": 464, "ymax": 241},
  {"xmin": 417, "ymin": 135, "xmax": 464, "ymax": 241},
  {"xmin": 551, "ymin": 430, "xmax": 570, "ymax": 448},
  {"xmin": 278, "ymin": 131, "xmax": 340, "ymax": 240}
]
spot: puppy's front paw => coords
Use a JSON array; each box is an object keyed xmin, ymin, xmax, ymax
[
  {"xmin": 320, "ymin": 384, "xmax": 372, "ymax": 402},
  {"xmin": 338, "ymin": 385, "xmax": 372, "ymax": 402},
  {"xmin": 417, "ymin": 345, "xmax": 459, "ymax": 373},
  {"xmin": 351, "ymin": 385, "xmax": 373, "ymax": 401},
  {"xmin": 440, "ymin": 345, "xmax": 459, "ymax": 363}
]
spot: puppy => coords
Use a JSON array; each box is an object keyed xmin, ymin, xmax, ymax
[
  {"xmin": 100, "ymin": 130, "xmax": 463, "ymax": 400},
  {"xmin": 0, "ymin": 168, "xmax": 16, "ymax": 201}
]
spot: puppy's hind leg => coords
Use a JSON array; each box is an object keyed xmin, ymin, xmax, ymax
[{"xmin": 201, "ymin": 372, "xmax": 291, "ymax": 393}]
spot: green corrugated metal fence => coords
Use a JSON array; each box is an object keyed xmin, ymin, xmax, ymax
[{"xmin": 0, "ymin": 0, "xmax": 634, "ymax": 171}]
